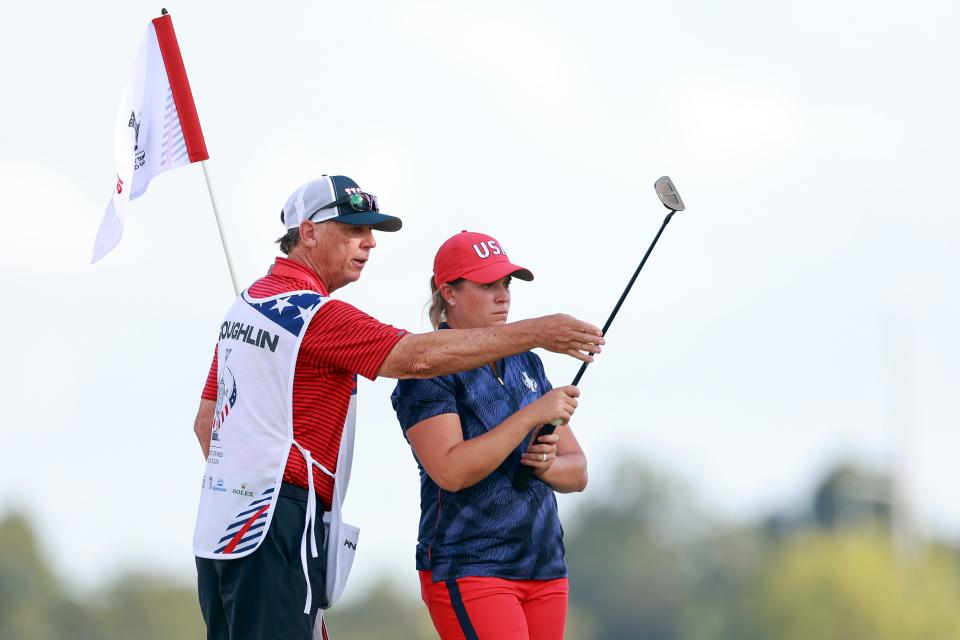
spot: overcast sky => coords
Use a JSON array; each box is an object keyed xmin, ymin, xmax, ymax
[{"xmin": 2, "ymin": 0, "xmax": 958, "ymax": 603}]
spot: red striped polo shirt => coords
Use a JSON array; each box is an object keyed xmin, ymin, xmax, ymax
[{"xmin": 202, "ymin": 257, "xmax": 406, "ymax": 510}]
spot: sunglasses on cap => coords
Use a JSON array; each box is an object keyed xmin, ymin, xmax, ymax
[{"xmin": 308, "ymin": 191, "xmax": 379, "ymax": 221}]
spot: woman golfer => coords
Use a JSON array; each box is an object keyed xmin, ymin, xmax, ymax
[{"xmin": 391, "ymin": 231, "xmax": 587, "ymax": 640}]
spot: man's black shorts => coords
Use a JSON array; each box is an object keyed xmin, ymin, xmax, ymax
[{"xmin": 196, "ymin": 483, "xmax": 327, "ymax": 640}]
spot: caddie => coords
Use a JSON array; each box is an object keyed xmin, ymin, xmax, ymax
[{"xmin": 191, "ymin": 175, "xmax": 604, "ymax": 640}]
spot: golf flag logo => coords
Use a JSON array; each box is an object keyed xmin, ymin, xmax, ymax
[{"xmin": 91, "ymin": 12, "xmax": 208, "ymax": 263}]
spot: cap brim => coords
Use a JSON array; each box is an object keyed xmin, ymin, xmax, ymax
[
  {"xmin": 332, "ymin": 211, "xmax": 403, "ymax": 232},
  {"xmin": 460, "ymin": 261, "xmax": 534, "ymax": 284}
]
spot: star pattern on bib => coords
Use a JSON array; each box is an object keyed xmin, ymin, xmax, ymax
[
  {"xmin": 271, "ymin": 296, "xmax": 293, "ymax": 314},
  {"xmin": 245, "ymin": 292, "xmax": 325, "ymax": 336},
  {"xmin": 296, "ymin": 305, "xmax": 315, "ymax": 322}
]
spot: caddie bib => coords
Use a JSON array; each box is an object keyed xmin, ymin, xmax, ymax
[{"xmin": 193, "ymin": 289, "xmax": 333, "ymax": 558}]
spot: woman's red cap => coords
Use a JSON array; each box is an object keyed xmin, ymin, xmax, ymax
[{"xmin": 433, "ymin": 231, "xmax": 534, "ymax": 288}]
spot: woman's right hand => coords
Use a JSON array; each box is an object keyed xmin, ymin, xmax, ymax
[{"xmin": 529, "ymin": 385, "xmax": 579, "ymax": 426}]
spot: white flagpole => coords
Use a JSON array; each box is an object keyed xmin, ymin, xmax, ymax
[{"xmin": 201, "ymin": 160, "xmax": 239, "ymax": 296}]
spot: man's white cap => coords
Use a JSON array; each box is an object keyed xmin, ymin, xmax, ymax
[{"xmin": 280, "ymin": 175, "xmax": 402, "ymax": 232}]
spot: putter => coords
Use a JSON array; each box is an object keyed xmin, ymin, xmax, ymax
[{"xmin": 512, "ymin": 176, "xmax": 686, "ymax": 490}]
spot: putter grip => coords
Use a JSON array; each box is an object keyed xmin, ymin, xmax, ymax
[{"xmin": 512, "ymin": 423, "xmax": 559, "ymax": 491}]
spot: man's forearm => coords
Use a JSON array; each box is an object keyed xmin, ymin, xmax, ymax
[
  {"xmin": 194, "ymin": 399, "xmax": 216, "ymax": 459},
  {"xmin": 380, "ymin": 320, "xmax": 540, "ymax": 379},
  {"xmin": 378, "ymin": 314, "xmax": 603, "ymax": 379}
]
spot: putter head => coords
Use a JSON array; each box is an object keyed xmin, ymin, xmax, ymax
[{"xmin": 654, "ymin": 176, "xmax": 685, "ymax": 212}]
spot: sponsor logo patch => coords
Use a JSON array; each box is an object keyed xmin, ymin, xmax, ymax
[{"xmin": 521, "ymin": 370, "xmax": 538, "ymax": 393}]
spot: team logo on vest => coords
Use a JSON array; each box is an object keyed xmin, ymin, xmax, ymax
[
  {"xmin": 521, "ymin": 370, "xmax": 538, "ymax": 392},
  {"xmin": 212, "ymin": 352, "xmax": 238, "ymax": 445}
]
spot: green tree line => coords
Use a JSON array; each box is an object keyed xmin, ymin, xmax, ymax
[{"xmin": 2, "ymin": 460, "xmax": 959, "ymax": 639}]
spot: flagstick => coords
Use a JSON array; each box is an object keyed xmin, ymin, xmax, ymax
[{"xmin": 201, "ymin": 160, "xmax": 240, "ymax": 295}]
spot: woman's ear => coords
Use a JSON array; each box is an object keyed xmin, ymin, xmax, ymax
[{"xmin": 439, "ymin": 283, "xmax": 456, "ymax": 306}]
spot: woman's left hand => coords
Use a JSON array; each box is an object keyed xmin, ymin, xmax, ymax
[{"xmin": 521, "ymin": 433, "xmax": 560, "ymax": 476}]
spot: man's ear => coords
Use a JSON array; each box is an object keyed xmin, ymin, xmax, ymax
[{"xmin": 298, "ymin": 221, "xmax": 319, "ymax": 247}]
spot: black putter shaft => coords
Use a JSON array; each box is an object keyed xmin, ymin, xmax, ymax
[{"xmin": 512, "ymin": 208, "xmax": 678, "ymax": 491}]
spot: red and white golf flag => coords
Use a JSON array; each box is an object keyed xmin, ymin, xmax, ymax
[{"xmin": 92, "ymin": 12, "xmax": 208, "ymax": 263}]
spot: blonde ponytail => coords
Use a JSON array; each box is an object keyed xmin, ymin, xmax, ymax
[
  {"xmin": 427, "ymin": 276, "xmax": 446, "ymax": 329},
  {"xmin": 426, "ymin": 277, "xmax": 465, "ymax": 329}
]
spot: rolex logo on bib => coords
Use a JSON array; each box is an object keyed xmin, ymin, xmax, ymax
[{"xmin": 232, "ymin": 482, "xmax": 254, "ymax": 497}]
